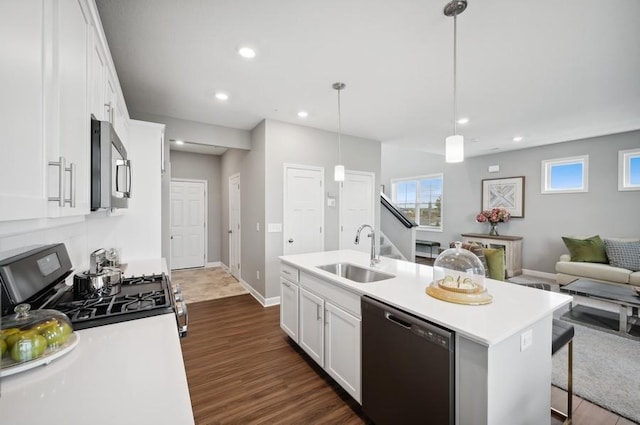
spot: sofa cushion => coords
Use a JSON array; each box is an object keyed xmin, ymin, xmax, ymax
[
  {"xmin": 629, "ymin": 272, "xmax": 640, "ymax": 287},
  {"xmin": 556, "ymin": 260, "xmax": 632, "ymax": 284},
  {"xmin": 483, "ymin": 248, "xmax": 505, "ymax": 281},
  {"xmin": 603, "ymin": 239, "xmax": 640, "ymax": 272},
  {"xmin": 561, "ymin": 235, "xmax": 608, "ymax": 263}
]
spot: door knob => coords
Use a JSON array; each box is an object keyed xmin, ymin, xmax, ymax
[
  {"xmin": 288, "ymin": 238, "xmax": 294, "ymax": 243},
  {"xmin": 228, "ymin": 230, "xmax": 233, "ymax": 234}
]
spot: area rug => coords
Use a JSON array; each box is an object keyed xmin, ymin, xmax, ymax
[
  {"xmin": 552, "ymin": 322, "xmax": 640, "ymax": 423},
  {"xmin": 171, "ymin": 267, "xmax": 248, "ymax": 304}
]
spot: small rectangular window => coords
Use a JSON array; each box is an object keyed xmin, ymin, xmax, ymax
[
  {"xmin": 618, "ymin": 148, "xmax": 640, "ymax": 191},
  {"xmin": 391, "ymin": 174, "xmax": 443, "ymax": 231},
  {"xmin": 541, "ymin": 155, "xmax": 588, "ymax": 194}
]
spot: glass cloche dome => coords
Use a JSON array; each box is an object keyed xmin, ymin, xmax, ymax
[{"xmin": 426, "ymin": 241, "xmax": 492, "ymax": 305}]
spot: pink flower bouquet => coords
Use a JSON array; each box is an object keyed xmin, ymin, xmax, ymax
[{"xmin": 476, "ymin": 208, "xmax": 511, "ymax": 224}]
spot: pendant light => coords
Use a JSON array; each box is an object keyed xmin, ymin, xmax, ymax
[
  {"xmin": 444, "ymin": 0, "xmax": 467, "ymax": 163},
  {"xmin": 333, "ymin": 82, "xmax": 346, "ymax": 181}
]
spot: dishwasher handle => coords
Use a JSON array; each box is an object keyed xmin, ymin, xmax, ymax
[{"xmin": 385, "ymin": 312, "xmax": 412, "ymax": 329}]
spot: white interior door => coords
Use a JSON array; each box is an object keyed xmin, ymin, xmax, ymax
[
  {"xmin": 284, "ymin": 165, "xmax": 324, "ymax": 255},
  {"xmin": 171, "ymin": 179, "xmax": 206, "ymax": 270},
  {"xmin": 339, "ymin": 170, "xmax": 375, "ymax": 252},
  {"xmin": 228, "ymin": 174, "xmax": 241, "ymax": 279}
]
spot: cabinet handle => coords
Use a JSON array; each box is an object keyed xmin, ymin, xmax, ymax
[
  {"xmin": 282, "ymin": 281, "xmax": 290, "ymax": 288},
  {"xmin": 68, "ymin": 162, "xmax": 76, "ymax": 208},
  {"xmin": 282, "ymin": 269, "xmax": 291, "ymax": 275},
  {"xmin": 316, "ymin": 304, "xmax": 321, "ymax": 321},
  {"xmin": 48, "ymin": 156, "xmax": 66, "ymax": 207}
]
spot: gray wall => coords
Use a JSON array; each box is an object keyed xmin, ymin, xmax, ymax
[
  {"xmin": 220, "ymin": 148, "xmax": 248, "ymax": 268},
  {"xmin": 240, "ymin": 121, "xmax": 267, "ymax": 295},
  {"xmin": 264, "ymin": 119, "xmax": 381, "ymax": 299},
  {"xmin": 381, "ymin": 130, "xmax": 640, "ymax": 273},
  {"xmin": 170, "ymin": 151, "xmax": 222, "ymax": 263},
  {"xmin": 132, "ymin": 111, "xmax": 251, "ymax": 150}
]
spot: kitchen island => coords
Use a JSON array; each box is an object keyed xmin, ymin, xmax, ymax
[
  {"xmin": 0, "ymin": 260, "xmax": 194, "ymax": 425},
  {"xmin": 280, "ymin": 250, "xmax": 572, "ymax": 425}
]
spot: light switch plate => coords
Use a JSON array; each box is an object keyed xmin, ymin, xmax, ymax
[{"xmin": 267, "ymin": 223, "xmax": 282, "ymax": 233}]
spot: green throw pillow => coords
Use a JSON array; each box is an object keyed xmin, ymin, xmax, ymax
[
  {"xmin": 483, "ymin": 248, "xmax": 505, "ymax": 281},
  {"xmin": 561, "ymin": 235, "xmax": 608, "ymax": 263}
]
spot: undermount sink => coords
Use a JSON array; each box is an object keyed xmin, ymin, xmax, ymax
[{"xmin": 316, "ymin": 263, "xmax": 394, "ymax": 283}]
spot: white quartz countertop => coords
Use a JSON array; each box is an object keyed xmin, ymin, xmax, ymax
[
  {"xmin": 280, "ymin": 250, "xmax": 572, "ymax": 346},
  {"xmin": 0, "ymin": 259, "xmax": 194, "ymax": 425}
]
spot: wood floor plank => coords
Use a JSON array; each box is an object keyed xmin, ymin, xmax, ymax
[{"xmin": 181, "ymin": 293, "xmax": 632, "ymax": 425}]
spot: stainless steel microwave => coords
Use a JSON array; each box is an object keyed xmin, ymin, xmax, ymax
[{"xmin": 90, "ymin": 118, "xmax": 131, "ymax": 210}]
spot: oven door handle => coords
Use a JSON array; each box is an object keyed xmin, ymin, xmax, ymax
[{"xmin": 177, "ymin": 300, "xmax": 188, "ymax": 336}]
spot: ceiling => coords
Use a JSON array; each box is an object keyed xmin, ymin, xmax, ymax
[{"xmin": 96, "ymin": 0, "xmax": 640, "ymax": 158}]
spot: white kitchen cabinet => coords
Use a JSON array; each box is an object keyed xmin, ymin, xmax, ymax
[
  {"xmin": 280, "ymin": 277, "xmax": 299, "ymax": 342},
  {"xmin": 47, "ymin": 0, "xmax": 92, "ymax": 217},
  {"xmin": 279, "ymin": 262, "xmax": 362, "ymax": 404},
  {"xmin": 299, "ymin": 287, "xmax": 325, "ymax": 366},
  {"xmin": 0, "ymin": 0, "xmax": 131, "ymax": 224},
  {"xmin": 280, "ymin": 263, "xmax": 300, "ymax": 342},
  {"xmin": 104, "ymin": 69, "xmax": 128, "ymax": 145},
  {"xmin": 325, "ymin": 301, "xmax": 361, "ymax": 402},
  {"xmin": 89, "ymin": 27, "xmax": 107, "ymax": 121},
  {"xmin": 0, "ymin": 0, "xmax": 91, "ymax": 221},
  {"xmin": 0, "ymin": 0, "xmax": 48, "ymax": 221}
]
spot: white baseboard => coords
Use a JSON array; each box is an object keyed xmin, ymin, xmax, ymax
[
  {"xmin": 238, "ymin": 278, "xmax": 281, "ymax": 307},
  {"xmin": 205, "ymin": 261, "xmax": 221, "ymax": 268},
  {"xmin": 521, "ymin": 269, "xmax": 557, "ymax": 281}
]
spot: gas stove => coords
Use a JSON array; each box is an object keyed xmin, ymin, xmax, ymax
[
  {"xmin": 50, "ymin": 274, "xmax": 186, "ymax": 334},
  {"xmin": 0, "ymin": 245, "xmax": 187, "ymax": 337}
]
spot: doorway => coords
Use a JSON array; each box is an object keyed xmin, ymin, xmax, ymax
[
  {"xmin": 339, "ymin": 170, "xmax": 375, "ymax": 252},
  {"xmin": 228, "ymin": 173, "xmax": 241, "ymax": 280},
  {"xmin": 283, "ymin": 164, "xmax": 324, "ymax": 255},
  {"xmin": 171, "ymin": 179, "xmax": 207, "ymax": 270}
]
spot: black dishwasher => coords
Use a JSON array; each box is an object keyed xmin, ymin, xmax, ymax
[{"xmin": 362, "ymin": 296, "xmax": 455, "ymax": 425}]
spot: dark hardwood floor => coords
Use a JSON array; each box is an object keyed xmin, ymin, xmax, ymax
[{"xmin": 181, "ymin": 294, "xmax": 635, "ymax": 425}]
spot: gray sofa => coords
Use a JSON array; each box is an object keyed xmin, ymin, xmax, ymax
[{"xmin": 555, "ymin": 237, "xmax": 640, "ymax": 286}]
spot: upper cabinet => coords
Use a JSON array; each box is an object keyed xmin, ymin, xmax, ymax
[
  {"xmin": 0, "ymin": 0, "xmax": 130, "ymax": 223},
  {"xmin": 46, "ymin": 0, "xmax": 92, "ymax": 217},
  {"xmin": 0, "ymin": 0, "xmax": 49, "ymax": 221}
]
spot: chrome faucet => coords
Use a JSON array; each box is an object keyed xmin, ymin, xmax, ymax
[{"xmin": 355, "ymin": 224, "xmax": 380, "ymax": 267}]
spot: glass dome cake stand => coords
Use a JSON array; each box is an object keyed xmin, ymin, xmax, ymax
[{"xmin": 426, "ymin": 241, "xmax": 493, "ymax": 305}]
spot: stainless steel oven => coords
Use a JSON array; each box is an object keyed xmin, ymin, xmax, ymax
[{"xmin": 0, "ymin": 244, "xmax": 187, "ymax": 337}]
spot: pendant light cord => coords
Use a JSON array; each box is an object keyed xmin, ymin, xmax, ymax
[
  {"xmin": 338, "ymin": 88, "xmax": 342, "ymax": 162},
  {"xmin": 453, "ymin": 13, "xmax": 458, "ymax": 136}
]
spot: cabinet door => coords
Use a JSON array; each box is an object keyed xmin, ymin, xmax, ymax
[
  {"xmin": 0, "ymin": 0, "xmax": 48, "ymax": 221},
  {"xmin": 48, "ymin": 0, "xmax": 91, "ymax": 216},
  {"xmin": 299, "ymin": 287, "xmax": 324, "ymax": 366},
  {"xmin": 280, "ymin": 278, "xmax": 299, "ymax": 342},
  {"xmin": 89, "ymin": 27, "xmax": 107, "ymax": 120},
  {"xmin": 325, "ymin": 301, "xmax": 361, "ymax": 403}
]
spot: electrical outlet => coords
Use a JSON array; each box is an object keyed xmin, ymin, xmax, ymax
[
  {"xmin": 256, "ymin": 270, "xmax": 260, "ymax": 280},
  {"xmin": 520, "ymin": 329, "xmax": 533, "ymax": 352}
]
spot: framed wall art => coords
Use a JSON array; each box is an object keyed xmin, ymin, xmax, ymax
[{"xmin": 481, "ymin": 176, "xmax": 525, "ymax": 218}]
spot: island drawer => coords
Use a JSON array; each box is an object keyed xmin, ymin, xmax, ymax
[
  {"xmin": 280, "ymin": 263, "xmax": 299, "ymax": 283},
  {"xmin": 300, "ymin": 272, "xmax": 361, "ymax": 317}
]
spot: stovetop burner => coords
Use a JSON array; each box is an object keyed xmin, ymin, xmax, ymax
[{"xmin": 49, "ymin": 273, "xmax": 174, "ymax": 331}]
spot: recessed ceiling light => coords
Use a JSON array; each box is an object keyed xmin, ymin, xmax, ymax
[
  {"xmin": 175, "ymin": 140, "xmax": 184, "ymax": 145},
  {"xmin": 215, "ymin": 92, "xmax": 229, "ymax": 101},
  {"xmin": 513, "ymin": 136, "xmax": 523, "ymax": 142},
  {"xmin": 456, "ymin": 117, "xmax": 470, "ymax": 125},
  {"xmin": 297, "ymin": 111, "xmax": 308, "ymax": 118},
  {"xmin": 238, "ymin": 47, "xmax": 256, "ymax": 59}
]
